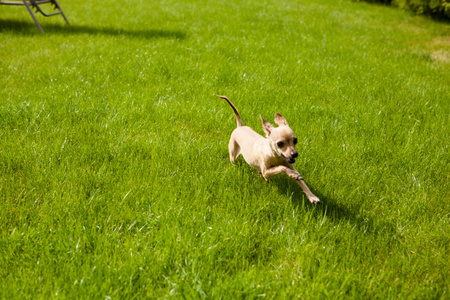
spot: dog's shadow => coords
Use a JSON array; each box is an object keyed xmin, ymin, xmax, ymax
[
  {"xmin": 226, "ymin": 156, "xmax": 395, "ymax": 237},
  {"xmin": 272, "ymin": 176, "xmax": 352, "ymax": 217},
  {"xmin": 270, "ymin": 176, "xmax": 396, "ymax": 237}
]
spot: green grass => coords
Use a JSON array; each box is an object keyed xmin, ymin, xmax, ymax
[{"xmin": 1, "ymin": 0, "xmax": 449, "ymax": 298}]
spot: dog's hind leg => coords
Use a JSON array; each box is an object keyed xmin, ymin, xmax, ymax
[{"xmin": 228, "ymin": 138, "xmax": 240, "ymax": 164}]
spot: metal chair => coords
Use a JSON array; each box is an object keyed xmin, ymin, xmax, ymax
[{"xmin": 0, "ymin": 0, "xmax": 69, "ymax": 32}]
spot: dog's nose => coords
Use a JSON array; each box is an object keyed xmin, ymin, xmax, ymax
[{"xmin": 291, "ymin": 151, "xmax": 298, "ymax": 158}]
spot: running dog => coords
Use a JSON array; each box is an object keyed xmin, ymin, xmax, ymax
[{"xmin": 218, "ymin": 95, "xmax": 320, "ymax": 203}]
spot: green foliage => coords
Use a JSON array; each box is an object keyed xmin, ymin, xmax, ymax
[
  {"xmin": 394, "ymin": 0, "xmax": 450, "ymax": 17},
  {"xmin": 358, "ymin": 0, "xmax": 450, "ymax": 18}
]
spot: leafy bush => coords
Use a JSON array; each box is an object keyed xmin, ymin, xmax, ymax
[
  {"xmin": 356, "ymin": 0, "xmax": 450, "ymax": 18},
  {"xmin": 394, "ymin": 0, "xmax": 450, "ymax": 17}
]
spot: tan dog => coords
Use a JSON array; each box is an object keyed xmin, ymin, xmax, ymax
[{"xmin": 218, "ymin": 95, "xmax": 320, "ymax": 204}]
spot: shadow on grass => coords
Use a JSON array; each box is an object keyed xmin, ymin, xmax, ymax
[
  {"xmin": 272, "ymin": 176, "xmax": 355, "ymax": 218},
  {"xmin": 0, "ymin": 19, "xmax": 187, "ymax": 39},
  {"xmin": 223, "ymin": 156, "xmax": 397, "ymax": 239},
  {"xmin": 272, "ymin": 177, "xmax": 397, "ymax": 237}
]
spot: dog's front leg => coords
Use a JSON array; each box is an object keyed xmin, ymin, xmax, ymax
[
  {"xmin": 262, "ymin": 165, "xmax": 302, "ymax": 181},
  {"xmin": 295, "ymin": 178, "xmax": 320, "ymax": 204},
  {"xmin": 262, "ymin": 166, "xmax": 320, "ymax": 204}
]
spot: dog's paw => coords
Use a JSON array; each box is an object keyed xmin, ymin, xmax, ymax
[
  {"xmin": 289, "ymin": 171, "xmax": 303, "ymax": 181},
  {"xmin": 309, "ymin": 195, "xmax": 320, "ymax": 204}
]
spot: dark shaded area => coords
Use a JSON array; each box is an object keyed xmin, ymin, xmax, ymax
[
  {"xmin": 272, "ymin": 176, "xmax": 398, "ymax": 239},
  {"xmin": 229, "ymin": 154, "xmax": 394, "ymax": 238},
  {"xmin": 357, "ymin": 0, "xmax": 450, "ymax": 20},
  {"xmin": 228, "ymin": 157, "xmax": 388, "ymax": 237},
  {"xmin": 0, "ymin": 19, "xmax": 187, "ymax": 39}
]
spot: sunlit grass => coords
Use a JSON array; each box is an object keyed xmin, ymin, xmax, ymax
[{"xmin": 0, "ymin": 0, "xmax": 449, "ymax": 298}]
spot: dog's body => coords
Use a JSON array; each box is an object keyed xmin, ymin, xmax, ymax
[{"xmin": 218, "ymin": 95, "xmax": 320, "ymax": 204}]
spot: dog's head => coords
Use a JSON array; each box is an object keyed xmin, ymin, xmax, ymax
[{"xmin": 260, "ymin": 113, "xmax": 298, "ymax": 164}]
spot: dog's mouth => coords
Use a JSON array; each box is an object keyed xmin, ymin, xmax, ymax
[{"xmin": 281, "ymin": 154, "xmax": 295, "ymax": 164}]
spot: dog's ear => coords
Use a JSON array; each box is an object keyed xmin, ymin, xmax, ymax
[
  {"xmin": 260, "ymin": 115, "xmax": 274, "ymax": 137},
  {"xmin": 274, "ymin": 113, "xmax": 289, "ymax": 126}
]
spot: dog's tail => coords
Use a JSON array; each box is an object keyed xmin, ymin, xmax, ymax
[{"xmin": 217, "ymin": 95, "xmax": 243, "ymax": 127}]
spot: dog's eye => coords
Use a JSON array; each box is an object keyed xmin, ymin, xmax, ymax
[
  {"xmin": 277, "ymin": 142, "xmax": 285, "ymax": 148},
  {"xmin": 293, "ymin": 138, "xmax": 298, "ymax": 145}
]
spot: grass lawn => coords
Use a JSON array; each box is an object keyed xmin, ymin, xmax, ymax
[{"xmin": 1, "ymin": 0, "xmax": 449, "ymax": 298}]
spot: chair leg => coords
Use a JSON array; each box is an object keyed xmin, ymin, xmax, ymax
[
  {"xmin": 51, "ymin": 0, "xmax": 70, "ymax": 25},
  {"xmin": 22, "ymin": 0, "xmax": 44, "ymax": 32}
]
